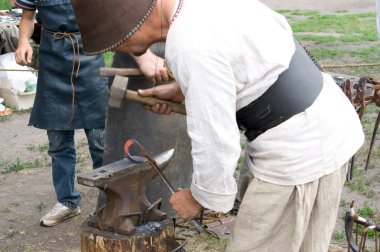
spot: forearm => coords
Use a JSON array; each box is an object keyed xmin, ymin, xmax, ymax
[
  {"xmin": 18, "ymin": 11, "xmax": 35, "ymax": 44},
  {"xmin": 130, "ymin": 49, "xmax": 155, "ymax": 66}
]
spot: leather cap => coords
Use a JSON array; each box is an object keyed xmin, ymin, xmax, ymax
[{"xmin": 71, "ymin": 0, "xmax": 157, "ymax": 55}]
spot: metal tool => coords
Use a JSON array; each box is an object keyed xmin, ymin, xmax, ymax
[
  {"xmin": 337, "ymin": 76, "xmax": 380, "ymax": 180},
  {"xmin": 109, "ymin": 75, "xmax": 186, "ymax": 115},
  {"xmin": 77, "ymin": 148, "xmax": 174, "ymax": 235},
  {"xmin": 124, "ymin": 139, "xmax": 205, "ymax": 234},
  {"xmin": 345, "ymin": 201, "xmax": 380, "ymax": 252}
]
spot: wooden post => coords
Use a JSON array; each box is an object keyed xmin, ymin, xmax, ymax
[{"xmin": 81, "ymin": 218, "xmax": 175, "ymax": 252}]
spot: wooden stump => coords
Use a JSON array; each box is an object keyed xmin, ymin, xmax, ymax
[{"xmin": 81, "ymin": 218, "xmax": 175, "ymax": 252}]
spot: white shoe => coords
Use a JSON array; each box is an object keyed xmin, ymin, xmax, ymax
[{"xmin": 40, "ymin": 202, "xmax": 81, "ymax": 227}]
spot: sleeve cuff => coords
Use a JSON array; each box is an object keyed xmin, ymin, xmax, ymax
[
  {"xmin": 190, "ymin": 180, "xmax": 237, "ymax": 213},
  {"xmin": 15, "ymin": 2, "xmax": 36, "ymax": 11}
]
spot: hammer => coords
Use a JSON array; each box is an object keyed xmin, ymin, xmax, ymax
[{"xmin": 103, "ymin": 68, "xmax": 186, "ymax": 115}]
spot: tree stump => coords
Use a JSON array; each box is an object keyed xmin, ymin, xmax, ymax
[{"xmin": 81, "ymin": 218, "xmax": 175, "ymax": 252}]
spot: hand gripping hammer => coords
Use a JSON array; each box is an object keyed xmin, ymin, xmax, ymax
[{"xmin": 102, "ymin": 67, "xmax": 186, "ymax": 115}]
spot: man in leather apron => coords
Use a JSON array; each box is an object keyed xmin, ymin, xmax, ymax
[
  {"xmin": 73, "ymin": 0, "xmax": 365, "ymax": 250},
  {"xmin": 15, "ymin": 0, "xmax": 108, "ymax": 227}
]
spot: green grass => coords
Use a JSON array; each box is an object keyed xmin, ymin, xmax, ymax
[
  {"xmin": 331, "ymin": 230, "xmax": 346, "ymax": 243},
  {"xmin": 0, "ymin": 113, "xmax": 13, "ymax": 122},
  {"xmin": 37, "ymin": 201, "xmax": 46, "ymax": 211},
  {"xmin": 102, "ymin": 52, "xmax": 114, "ymax": 67},
  {"xmin": 290, "ymin": 13, "xmax": 376, "ymax": 36},
  {"xmin": 0, "ymin": 0, "xmax": 11, "ymax": 9},
  {"xmin": 276, "ymin": 9, "xmax": 292, "ymax": 14},
  {"xmin": 339, "ymin": 199, "xmax": 351, "ymax": 208},
  {"xmin": 4, "ymin": 229, "xmax": 16, "ymax": 238},
  {"xmin": 346, "ymin": 168, "xmax": 377, "ymax": 198},
  {"xmin": 283, "ymin": 10, "xmax": 380, "ymax": 78},
  {"xmin": 0, "ymin": 157, "xmax": 50, "ymax": 173},
  {"xmin": 310, "ymin": 45, "xmax": 380, "ymax": 63},
  {"xmin": 295, "ymin": 34, "xmax": 337, "ymax": 44},
  {"xmin": 335, "ymin": 10, "xmax": 349, "ymax": 14},
  {"xmin": 354, "ymin": 202, "xmax": 380, "ymax": 239},
  {"xmin": 26, "ymin": 143, "xmax": 49, "ymax": 152},
  {"xmin": 290, "ymin": 10, "xmax": 320, "ymax": 17},
  {"xmin": 357, "ymin": 201, "xmax": 378, "ymax": 218}
]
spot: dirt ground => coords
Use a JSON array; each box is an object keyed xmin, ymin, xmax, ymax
[{"xmin": 0, "ymin": 1, "xmax": 379, "ymax": 252}]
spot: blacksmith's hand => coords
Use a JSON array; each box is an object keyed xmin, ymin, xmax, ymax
[
  {"xmin": 169, "ymin": 188, "xmax": 203, "ymax": 221},
  {"xmin": 138, "ymin": 83, "xmax": 185, "ymax": 115},
  {"xmin": 15, "ymin": 40, "xmax": 33, "ymax": 66},
  {"xmin": 132, "ymin": 49, "xmax": 172, "ymax": 84}
]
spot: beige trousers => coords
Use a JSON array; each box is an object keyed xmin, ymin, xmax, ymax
[{"xmin": 226, "ymin": 163, "xmax": 348, "ymax": 252}]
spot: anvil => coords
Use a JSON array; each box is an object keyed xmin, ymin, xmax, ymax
[{"xmin": 77, "ymin": 149, "xmax": 174, "ymax": 235}]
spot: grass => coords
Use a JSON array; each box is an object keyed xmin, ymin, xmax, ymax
[
  {"xmin": 331, "ymin": 230, "xmax": 346, "ymax": 243},
  {"xmin": 4, "ymin": 229, "xmax": 16, "ymax": 238},
  {"xmin": 37, "ymin": 201, "xmax": 46, "ymax": 211},
  {"xmin": 290, "ymin": 10, "xmax": 321, "ymax": 17},
  {"xmin": 0, "ymin": 0, "xmax": 11, "ymax": 9},
  {"xmin": 0, "ymin": 157, "xmax": 50, "ymax": 174},
  {"xmin": 290, "ymin": 13, "xmax": 376, "ymax": 37},
  {"xmin": 284, "ymin": 11, "xmax": 380, "ymax": 78},
  {"xmin": 346, "ymin": 168, "xmax": 377, "ymax": 198},
  {"xmin": 354, "ymin": 202, "xmax": 380, "ymax": 239},
  {"xmin": 0, "ymin": 113, "xmax": 12, "ymax": 122},
  {"xmin": 183, "ymin": 233, "xmax": 228, "ymax": 251},
  {"xmin": 339, "ymin": 199, "xmax": 351, "ymax": 208},
  {"xmin": 102, "ymin": 52, "xmax": 114, "ymax": 67},
  {"xmin": 357, "ymin": 201, "xmax": 378, "ymax": 218},
  {"xmin": 26, "ymin": 143, "xmax": 49, "ymax": 152}
]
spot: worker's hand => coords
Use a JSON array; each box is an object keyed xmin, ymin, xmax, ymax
[
  {"xmin": 132, "ymin": 49, "xmax": 173, "ymax": 84},
  {"xmin": 169, "ymin": 188, "xmax": 203, "ymax": 221},
  {"xmin": 15, "ymin": 40, "xmax": 33, "ymax": 66},
  {"xmin": 138, "ymin": 83, "xmax": 185, "ymax": 115}
]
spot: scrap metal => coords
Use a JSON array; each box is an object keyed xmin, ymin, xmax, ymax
[
  {"xmin": 345, "ymin": 201, "xmax": 380, "ymax": 252},
  {"xmin": 333, "ymin": 75, "xmax": 380, "ymax": 178}
]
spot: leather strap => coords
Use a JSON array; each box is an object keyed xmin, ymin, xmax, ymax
[{"xmin": 236, "ymin": 39, "xmax": 323, "ymax": 141}]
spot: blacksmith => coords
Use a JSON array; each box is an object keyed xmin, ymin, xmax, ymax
[{"xmin": 71, "ymin": 0, "xmax": 364, "ymax": 251}]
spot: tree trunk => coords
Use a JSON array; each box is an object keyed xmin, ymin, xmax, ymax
[{"xmin": 81, "ymin": 218, "xmax": 175, "ymax": 252}]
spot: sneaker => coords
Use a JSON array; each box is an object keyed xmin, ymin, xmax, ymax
[{"xmin": 40, "ymin": 202, "xmax": 81, "ymax": 227}]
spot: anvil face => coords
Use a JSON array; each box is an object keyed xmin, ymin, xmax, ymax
[{"xmin": 77, "ymin": 149, "xmax": 174, "ymax": 235}]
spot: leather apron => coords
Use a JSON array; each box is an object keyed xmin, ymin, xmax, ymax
[{"xmin": 29, "ymin": 0, "xmax": 108, "ymax": 130}]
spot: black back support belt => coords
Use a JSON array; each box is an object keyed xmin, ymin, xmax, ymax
[{"xmin": 236, "ymin": 39, "xmax": 324, "ymax": 141}]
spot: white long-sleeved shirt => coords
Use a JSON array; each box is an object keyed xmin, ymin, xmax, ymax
[{"xmin": 165, "ymin": 0, "xmax": 364, "ymax": 213}]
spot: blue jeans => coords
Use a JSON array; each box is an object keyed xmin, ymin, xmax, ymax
[{"xmin": 47, "ymin": 129, "xmax": 104, "ymax": 209}]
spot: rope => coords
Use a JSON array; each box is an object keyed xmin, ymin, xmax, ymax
[
  {"xmin": 48, "ymin": 29, "xmax": 81, "ymax": 123},
  {"xmin": 322, "ymin": 62, "xmax": 380, "ymax": 68},
  {"xmin": 300, "ymin": 42, "xmax": 325, "ymax": 72},
  {"xmin": 0, "ymin": 68, "xmax": 38, "ymax": 72}
]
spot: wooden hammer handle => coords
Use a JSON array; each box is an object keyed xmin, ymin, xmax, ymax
[
  {"xmin": 100, "ymin": 67, "xmax": 142, "ymax": 77},
  {"xmin": 125, "ymin": 90, "xmax": 186, "ymax": 115}
]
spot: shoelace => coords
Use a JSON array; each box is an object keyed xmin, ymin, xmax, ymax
[{"xmin": 50, "ymin": 202, "xmax": 65, "ymax": 214}]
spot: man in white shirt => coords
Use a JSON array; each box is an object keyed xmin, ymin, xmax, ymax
[{"xmin": 71, "ymin": 0, "xmax": 364, "ymax": 250}]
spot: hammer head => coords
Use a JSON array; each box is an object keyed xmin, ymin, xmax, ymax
[{"xmin": 109, "ymin": 75, "xmax": 129, "ymax": 108}]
